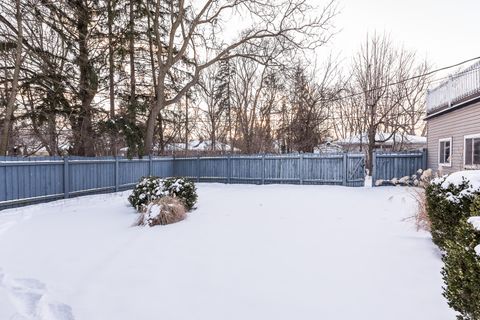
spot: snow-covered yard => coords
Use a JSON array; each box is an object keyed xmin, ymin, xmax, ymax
[{"xmin": 0, "ymin": 184, "xmax": 455, "ymax": 320}]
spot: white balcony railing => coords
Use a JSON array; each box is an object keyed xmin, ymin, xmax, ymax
[{"xmin": 426, "ymin": 61, "xmax": 480, "ymax": 114}]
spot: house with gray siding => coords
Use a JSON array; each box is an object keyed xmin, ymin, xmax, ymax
[{"xmin": 426, "ymin": 61, "xmax": 480, "ymax": 174}]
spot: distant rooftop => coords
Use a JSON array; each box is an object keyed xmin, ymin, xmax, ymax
[
  {"xmin": 426, "ymin": 61, "xmax": 480, "ymax": 115},
  {"xmin": 336, "ymin": 132, "xmax": 426, "ymax": 146}
]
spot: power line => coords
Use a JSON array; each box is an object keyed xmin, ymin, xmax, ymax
[
  {"xmin": 157, "ymin": 57, "xmax": 480, "ymax": 126},
  {"xmin": 328, "ymin": 56, "xmax": 480, "ymax": 103}
]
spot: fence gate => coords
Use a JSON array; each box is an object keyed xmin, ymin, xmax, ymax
[{"xmin": 345, "ymin": 154, "xmax": 365, "ymax": 187}]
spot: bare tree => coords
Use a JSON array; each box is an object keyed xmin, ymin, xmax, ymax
[
  {"xmin": 0, "ymin": 0, "xmax": 23, "ymax": 155},
  {"xmin": 197, "ymin": 66, "xmax": 229, "ymax": 150},
  {"xmin": 339, "ymin": 33, "xmax": 430, "ymax": 174},
  {"xmin": 142, "ymin": 0, "xmax": 337, "ymax": 154}
]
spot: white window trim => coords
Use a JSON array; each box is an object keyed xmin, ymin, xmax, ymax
[
  {"xmin": 463, "ymin": 134, "xmax": 480, "ymax": 169},
  {"xmin": 438, "ymin": 137, "xmax": 452, "ymax": 167}
]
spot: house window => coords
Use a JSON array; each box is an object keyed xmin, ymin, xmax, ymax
[
  {"xmin": 464, "ymin": 134, "xmax": 480, "ymax": 167},
  {"xmin": 439, "ymin": 138, "xmax": 452, "ymax": 166}
]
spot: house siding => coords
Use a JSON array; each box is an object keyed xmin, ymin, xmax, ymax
[{"xmin": 427, "ymin": 101, "xmax": 480, "ymax": 174}]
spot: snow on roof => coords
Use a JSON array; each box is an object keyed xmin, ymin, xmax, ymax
[
  {"xmin": 165, "ymin": 140, "xmax": 238, "ymax": 151},
  {"xmin": 336, "ymin": 132, "xmax": 426, "ymax": 145},
  {"xmin": 120, "ymin": 140, "xmax": 239, "ymax": 152},
  {"xmin": 313, "ymin": 142, "xmax": 343, "ymax": 153}
]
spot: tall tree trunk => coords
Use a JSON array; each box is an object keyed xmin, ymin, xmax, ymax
[
  {"xmin": 145, "ymin": 87, "xmax": 163, "ymax": 155},
  {"xmin": 76, "ymin": 1, "xmax": 96, "ymax": 156},
  {"xmin": 147, "ymin": 12, "xmax": 164, "ymax": 153},
  {"xmin": 0, "ymin": 0, "xmax": 22, "ymax": 156},
  {"xmin": 107, "ymin": 0, "xmax": 116, "ymax": 155},
  {"xmin": 366, "ymin": 128, "xmax": 376, "ymax": 175},
  {"xmin": 185, "ymin": 94, "xmax": 188, "ymax": 151},
  {"xmin": 128, "ymin": 0, "xmax": 136, "ymax": 123}
]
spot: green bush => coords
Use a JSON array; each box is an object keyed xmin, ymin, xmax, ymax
[
  {"xmin": 128, "ymin": 176, "xmax": 197, "ymax": 211},
  {"xmin": 425, "ymin": 178, "xmax": 477, "ymax": 250},
  {"xmin": 441, "ymin": 197, "xmax": 480, "ymax": 320},
  {"xmin": 162, "ymin": 177, "xmax": 198, "ymax": 210},
  {"xmin": 128, "ymin": 176, "xmax": 165, "ymax": 211}
]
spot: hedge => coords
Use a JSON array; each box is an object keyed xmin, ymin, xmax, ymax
[
  {"xmin": 426, "ymin": 177, "xmax": 477, "ymax": 250},
  {"xmin": 441, "ymin": 197, "xmax": 480, "ymax": 320}
]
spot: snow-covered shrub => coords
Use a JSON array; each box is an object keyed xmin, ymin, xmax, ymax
[
  {"xmin": 441, "ymin": 196, "xmax": 480, "ymax": 320},
  {"xmin": 162, "ymin": 177, "xmax": 197, "ymax": 210},
  {"xmin": 128, "ymin": 176, "xmax": 165, "ymax": 211},
  {"xmin": 426, "ymin": 171, "xmax": 480, "ymax": 250},
  {"xmin": 128, "ymin": 176, "xmax": 197, "ymax": 212},
  {"xmin": 136, "ymin": 196, "xmax": 187, "ymax": 226}
]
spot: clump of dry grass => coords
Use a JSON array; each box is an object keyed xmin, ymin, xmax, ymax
[
  {"xmin": 136, "ymin": 196, "xmax": 187, "ymax": 227},
  {"xmin": 410, "ymin": 188, "xmax": 431, "ymax": 232}
]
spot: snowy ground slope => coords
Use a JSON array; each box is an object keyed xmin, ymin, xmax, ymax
[{"xmin": 0, "ymin": 184, "xmax": 455, "ymax": 320}]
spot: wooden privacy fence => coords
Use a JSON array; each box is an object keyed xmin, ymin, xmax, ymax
[
  {"xmin": 0, "ymin": 151, "xmax": 426, "ymax": 209},
  {"xmin": 173, "ymin": 153, "xmax": 365, "ymax": 186},
  {"xmin": 0, "ymin": 156, "xmax": 174, "ymax": 209}
]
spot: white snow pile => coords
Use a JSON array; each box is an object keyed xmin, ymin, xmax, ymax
[
  {"xmin": 375, "ymin": 168, "xmax": 433, "ymax": 187},
  {"xmin": 431, "ymin": 170, "xmax": 480, "ymax": 203},
  {"xmin": 0, "ymin": 184, "xmax": 455, "ymax": 320},
  {"xmin": 467, "ymin": 216, "xmax": 480, "ymax": 256}
]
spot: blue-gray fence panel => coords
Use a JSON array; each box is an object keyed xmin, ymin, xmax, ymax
[
  {"xmin": 119, "ymin": 159, "xmax": 150, "ymax": 187},
  {"xmin": 69, "ymin": 160, "xmax": 116, "ymax": 193},
  {"xmin": 151, "ymin": 158, "xmax": 174, "ymax": 178},
  {"xmin": 1, "ymin": 161, "xmax": 64, "ymax": 202},
  {"xmin": 231, "ymin": 156, "xmax": 263, "ymax": 182},
  {"xmin": 264, "ymin": 156, "xmax": 300, "ymax": 183},
  {"xmin": 198, "ymin": 157, "xmax": 228, "ymax": 182},
  {"xmin": 0, "ymin": 157, "xmax": 174, "ymax": 208},
  {"xmin": 172, "ymin": 158, "xmax": 198, "ymax": 179},
  {"xmin": 302, "ymin": 155, "xmax": 343, "ymax": 184},
  {"xmin": 374, "ymin": 152, "xmax": 426, "ymax": 182}
]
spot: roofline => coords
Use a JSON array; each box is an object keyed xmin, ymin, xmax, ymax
[{"xmin": 425, "ymin": 95, "xmax": 480, "ymax": 120}]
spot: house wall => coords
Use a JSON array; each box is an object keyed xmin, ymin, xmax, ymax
[{"xmin": 427, "ymin": 101, "xmax": 480, "ymax": 174}]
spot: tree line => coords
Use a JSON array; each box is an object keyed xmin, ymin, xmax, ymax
[{"xmin": 0, "ymin": 0, "xmax": 429, "ymax": 171}]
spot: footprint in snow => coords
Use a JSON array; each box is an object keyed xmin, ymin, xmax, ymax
[{"xmin": 0, "ymin": 269, "xmax": 74, "ymax": 320}]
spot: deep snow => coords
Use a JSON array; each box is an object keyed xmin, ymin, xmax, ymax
[{"xmin": 0, "ymin": 184, "xmax": 455, "ymax": 320}]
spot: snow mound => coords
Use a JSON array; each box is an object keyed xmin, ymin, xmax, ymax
[{"xmin": 0, "ymin": 268, "xmax": 74, "ymax": 320}]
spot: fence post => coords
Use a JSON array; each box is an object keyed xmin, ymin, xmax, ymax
[
  {"xmin": 342, "ymin": 153, "xmax": 348, "ymax": 186},
  {"xmin": 115, "ymin": 157, "xmax": 119, "ymax": 192},
  {"xmin": 148, "ymin": 155, "xmax": 153, "ymax": 176},
  {"xmin": 422, "ymin": 148, "xmax": 427, "ymax": 170},
  {"xmin": 372, "ymin": 151, "xmax": 377, "ymax": 187},
  {"xmin": 261, "ymin": 154, "xmax": 265, "ymax": 185},
  {"xmin": 197, "ymin": 156, "xmax": 200, "ymax": 182},
  {"xmin": 63, "ymin": 156, "xmax": 69, "ymax": 199},
  {"xmin": 227, "ymin": 154, "xmax": 231, "ymax": 184},
  {"xmin": 299, "ymin": 154, "xmax": 304, "ymax": 185}
]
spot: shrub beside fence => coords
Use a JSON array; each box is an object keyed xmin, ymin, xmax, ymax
[{"xmin": 0, "ymin": 150, "xmax": 426, "ymax": 210}]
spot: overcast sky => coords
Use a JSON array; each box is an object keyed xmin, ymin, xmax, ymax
[{"xmin": 328, "ymin": 0, "xmax": 480, "ymax": 80}]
